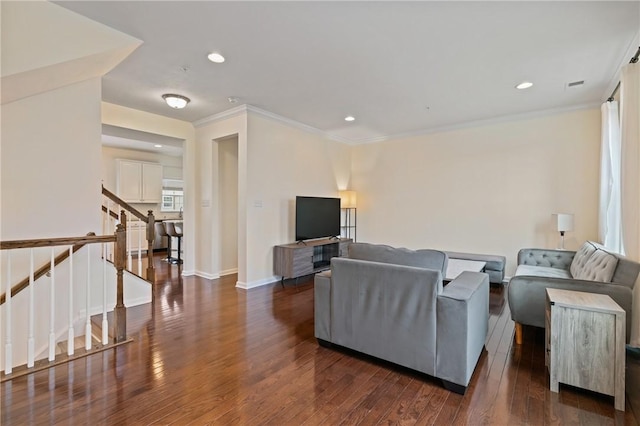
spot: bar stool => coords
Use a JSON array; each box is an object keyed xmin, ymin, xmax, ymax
[
  {"xmin": 154, "ymin": 222, "xmax": 172, "ymax": 262},
  {"xmin": 164, "ymin": 222, "xmax": 183, "ymax": 264}
]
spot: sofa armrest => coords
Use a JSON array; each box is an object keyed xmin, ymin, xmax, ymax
[
  {"xmin": 436, "ymin": 271, "xmax": 490, "ymax": 387},
  {"xmin": 517, "ymin": 248, "xmax": 575, "ymax": 270},
  {"xmin": 508, "ymin": 275, "xmax": 633, "ymax": 342},
  {"xmin": 314, "ymin": 270, "xmax": 332, "ymax": 341}
]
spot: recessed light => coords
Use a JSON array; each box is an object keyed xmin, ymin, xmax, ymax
[
  {"xmin": 207, "ymin": 52, "xmax": 225, "ymax": 63},
  {"xmin": 345, "ymin": 116, "xmax": 355, "ymax": 122},
  {"xmin": 162, "ymin": 94, "xmax": 190, "ymax": 109},
  {"xmin": 228, "ymin": 97, "xmax": 239, "ymax": 104},
  {"xmin": 515, "ymin": 81, "xmax": 533, "ymax": 90},
  {"xmin": 154, "ymin": 144, "xmax": 163, "ymax": 148}
]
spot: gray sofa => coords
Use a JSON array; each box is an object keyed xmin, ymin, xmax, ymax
[
  {"xmin": 508, "ymin": 241, "xmax": 640, "ymax": 344},
  {"xmin": 315, "ymin": 242, "xmax": 490, "ymax": 394}
]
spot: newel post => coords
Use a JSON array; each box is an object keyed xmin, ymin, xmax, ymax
[
  {"xmin": 120, "ymin": 210, "xmax": 127, "ymax": 229},
  {"xmin": 146, "ymin": 210, "xmax": 155, "ymax": 284},
  {"xmin": 113, "ymin": 224, "xmax": 127, "ymax": 342}
]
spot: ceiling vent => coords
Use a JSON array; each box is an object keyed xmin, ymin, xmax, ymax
[{"xmin": 566, "ymin": 80, "xmax": 585, "ymax": 88}]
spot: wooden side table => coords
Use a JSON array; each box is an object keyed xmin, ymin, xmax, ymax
[{"xmin": 545, "ymin": 288, "xmax": 626, "ymax": 411}]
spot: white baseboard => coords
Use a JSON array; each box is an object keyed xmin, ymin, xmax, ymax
[
  {"xmin": 220, "ymin": 268, "xmax": 238, "ymax": 277},
  {"xmin": 236, "ymin": 275, "xmax": 280, "ymax": 290},
  {"xmin": 181, "ymin": 269, "xmax": 196, "ymax": 276},
  {"xmin": 194, "ymin": 270, "xmax": 220, "ymax": 280}
]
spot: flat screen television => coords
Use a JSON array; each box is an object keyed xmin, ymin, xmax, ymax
[{"xmin": 295, "ymin": 196, "xmax": 341, "ymax": 242}]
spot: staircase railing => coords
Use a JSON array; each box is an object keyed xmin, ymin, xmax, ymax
[
  {"xmin": 101, "ymin": 185, "xmax": 155, "ymax": 284},
  {"xmin": 0, "ymin": 225, "xmax": 127, "ymax": 376}
]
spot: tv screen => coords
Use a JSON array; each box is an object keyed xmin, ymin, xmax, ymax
[{"xmin": 295, "ymin": 196, "xmax": 340, "ymax": 241}]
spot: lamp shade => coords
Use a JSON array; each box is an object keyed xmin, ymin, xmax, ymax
[
  {"xmin": 554, "ymin": 213, "xmax": 574, "ymax": 232},
  {"xmin": 339, "ymin": 190, "xmax": 357, "ymax": 208}
]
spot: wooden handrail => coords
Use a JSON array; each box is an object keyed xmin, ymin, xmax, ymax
[
  {"xmin": 0, "ymin": 232, "xmax": 117, "ymax": 305},
  {"xmin": 101, "ymin": 185, "xmax": 147, "ymax": 222},
  {"xmin": 102, "ymin": 205, "xmax": 119, "ymax": 220},
  {"xmin": 0, "ymin": 235, "xmax": 115, "ymax": 251},
  {"xmin": 101, "ymin": 185, "xmax": 155, "ymax": 284}
]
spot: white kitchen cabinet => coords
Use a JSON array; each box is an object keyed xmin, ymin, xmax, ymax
[
  {"xmin": 126, "ymin": 221, "xmax": 149, "ymax": 253},
  {"xmin": 117, "ymin": 160, "xmax": 162, "ymax": 203}
]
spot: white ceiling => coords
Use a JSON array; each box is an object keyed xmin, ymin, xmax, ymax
[
  {"xmin": 101, "ymin": 124, "xmax": 184, "ymax": 156},
  {"xmin": 56, "ymin": 1, "xmax": 639, "ymax": 144}
]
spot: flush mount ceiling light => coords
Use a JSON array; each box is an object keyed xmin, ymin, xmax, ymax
[
  {"xmin": 162, "ymin": 94, "xmax": 190, "ymax": 109},
  {"xmin": 515, "ymin": 81, "xmax": 534, "ymax": 90},
  {"xmin": 154, "ymin": 144, "xmax": 163, "ymax": 148},
  {"xmin": 345, "ymin": 116, "xmax": 355, "ymax": 122},
  {"xmin": 207, "ymin": 52, "xmax": 225, "ymax": 63}
]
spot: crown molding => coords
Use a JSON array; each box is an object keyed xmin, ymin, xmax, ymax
[
  {"xmin": 245, "ymin": 105, "xmax": 353, "ymax": 144},
  {"xmin": 193, "ymin": 104, "xmax": 249, "ymax": 128},
  {"xmin": 346, "ymin": 102, "xmax": 602, "ymax": 145},
  {"xmin": 193, "ymin": 101, "xmax": 601, "ymax": 146},
  {"xmin": 193, "ymin": 103, "xmax": 353, "ymax": 144}
]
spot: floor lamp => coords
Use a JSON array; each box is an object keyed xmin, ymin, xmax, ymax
[
  {"xmin": 554, "ymin": 213, "xmax": 574, "ymax": 250},
  {"xmin": 339, "ymin": 190, "xmax": 357, "ymax": 241}
]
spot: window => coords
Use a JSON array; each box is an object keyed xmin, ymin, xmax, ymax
[{"xmin": 161, "ymin": 189, "xmax": 184, "ymax": 212}]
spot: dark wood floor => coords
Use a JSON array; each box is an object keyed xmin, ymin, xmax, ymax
[{"xmin": 2, "ymin": 253, "xmax": 640, "ymax": 425}]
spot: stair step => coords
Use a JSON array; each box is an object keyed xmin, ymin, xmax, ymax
[
  {"xmin": 2, "ymin": 338, "xmax": 133, "ymax": 383},
  {"xmin": 55, "ymin": 334, "xmax": 103, "ymax": 355}
]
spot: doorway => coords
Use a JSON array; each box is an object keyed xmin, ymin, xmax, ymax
[{"xmin": 216, "ymin": 135, "xmax": 239, "ymax": 276}]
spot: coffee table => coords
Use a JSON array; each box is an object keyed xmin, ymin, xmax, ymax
[{"xmin": 445, "ymin": 259, "xmax": 486, "ymax": 282}]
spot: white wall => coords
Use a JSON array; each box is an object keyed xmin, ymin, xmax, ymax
[
  {"xmin": 194, "ymin": 112, "xmax": 247, "ymax": 281},
  {"xmin": 244, "ymin": 113, "xmax": 351, "ymax": 287},
  {"xmin": 194, "ymin": 109, "xmax": 351, "ymax": 287},
  {"xmin": 218, "ymin": 137, "xmax": 239, "ymax": 275},
  {"xmin": 101, "ymin": 146, "xmax": 183, "ymax": 220},
  {"xmin": 351, "ymin": 108, "xmax": 601, "ymax": 276},
  {"xmin": 2, "ymin": 79, "xmax": 103, "ymax": 240}
]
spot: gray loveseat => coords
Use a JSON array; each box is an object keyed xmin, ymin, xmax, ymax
[
  {"xmin": 508, "ymin": 241, "xmax": 640, "ymax": 344},
  {"xmin": 314, "ymin": 242, "xmax": 490, "ymax": 394}
]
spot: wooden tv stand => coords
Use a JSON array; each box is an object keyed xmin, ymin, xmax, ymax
[{"xmin": 274, "ymin": 238, "xmax": 352, "ymax": 282}]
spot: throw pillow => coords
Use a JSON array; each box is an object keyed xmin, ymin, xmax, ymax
[
  {"xmin": 570, "ymin": 242, "xmax": 597, "ymax": 278},
  {"xmin": 575, "ymin": 249, "xmax": 618, "ymax": 282}
]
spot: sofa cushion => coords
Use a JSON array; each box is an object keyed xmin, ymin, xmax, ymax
[
  {"xmin": 570, "ymin": 242, "xmax": 597, "ymax": 278},
  {"xmin": 348, "ymin": 242, "xmax": 447, "ymax": 275},
  {"xmin": 575, "ymin": 249, "xmax": 618, "ymax": 282},
  {"xmin": 515, "ymin": 264, "xmax": 572, "ymax": 279}
]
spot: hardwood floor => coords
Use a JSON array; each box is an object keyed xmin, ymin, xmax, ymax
[{"xmin": 3, "ymin": 253, "xmax": 640, "ymax": 425}]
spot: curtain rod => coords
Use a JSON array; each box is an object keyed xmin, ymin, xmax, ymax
[{"xmin": 607, "ymin": 46, "xmax": 640, "ymax": 102}]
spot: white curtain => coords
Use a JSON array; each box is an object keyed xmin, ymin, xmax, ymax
[
  {"xmin": 599, "ymin": 101, "xmax": 623, "ymax": 253},
  {"xmin": 620, "ymin": 62, "xmax": 640, "ymax": 347}
]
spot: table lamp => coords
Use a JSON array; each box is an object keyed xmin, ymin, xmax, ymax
[{"xmin": 554, "ymin": 213, "xmax": 574, "ymax": 250}]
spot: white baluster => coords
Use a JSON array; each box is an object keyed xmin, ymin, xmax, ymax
[
  {"xmin": 68, "ymin": 246, "xmax": 74, "ymax": 356},
  {"xmin": 138, "ymin": 218, "xmax": 143, "ymax": 274},
  {"xmin": 102, "ymin": 244, "xmax": 108, "ymax": 345},
  {"xmin": 85, "ymin": 245, "xmax": 92, "ymax": 350},
  {"xmin": 48, "ymin": 248, "xmax": 55, "ymax": 361},
  {"xmin": 127, "ymin": 221, "xmax": 132, "ymax": 271},
  {"xmin": 5, "ymin": 252, "xmax": 13, "ymax": 374},
  {"xmin": 27, "ymin": 249, "xmax": 35, "ymax": 368},
  {"xmin": 108, "ymin": 200, "xmax": 114, "ymax": 262}
]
